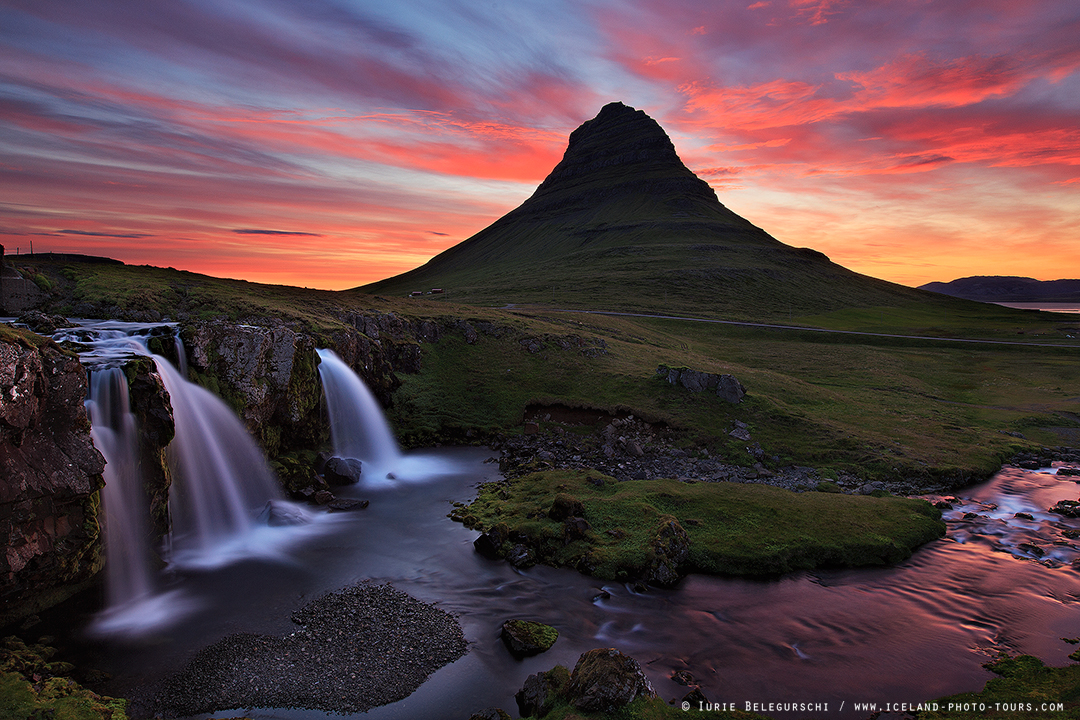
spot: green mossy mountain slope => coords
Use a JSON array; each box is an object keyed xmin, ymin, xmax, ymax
[{"xmin": 360, "ymin": 102, "xmax": 929, "ymax": 318}]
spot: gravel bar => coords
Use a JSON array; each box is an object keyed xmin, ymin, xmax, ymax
[{"xmin": 151, "ymin": 582, "xmax": 467, "ymax": 716}]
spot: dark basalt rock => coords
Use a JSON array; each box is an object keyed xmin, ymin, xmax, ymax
[
  {"xmin": 474, "ymin": 522, "xmax": 510, "ymax": 559},
  {"xmin": 566, "ymin": 648, "xmax": 656, "ymax": 713},
  {"xmin": 1050, "ymin": 500, "xmax": 1080, "ymax": 518},
  {"xmin": 323, "ymin": 456, "xmax": 362, "ymax": 485},
  {"xmin": 0, "ymin": 328, "xmax": 106, "ymax": 625},
  {"xmin": 515, "ymin": 665, "xmax": 570, "ymax": 718}
]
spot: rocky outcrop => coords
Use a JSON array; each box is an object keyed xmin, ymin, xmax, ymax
[
  {"xmin": 644, "ymin": 515, "xmax": 690, "ymax": 587},
  {"xmin": 567, "ymin": 648, "xmax": 656, "ymax": 712},
  {"xmin": 656, "ymin": 364, "xmax": 746, "ymax": 403},
  {"xmin": 182, "ymin": 321, "xmax": 326, "ymax": 459},
  {"xmin": 515, "ymin": 648, "xmax": 655, "ymax": 717},
  {"xmin": 0, "ymin": 327, "xmax": 105, "ymax": 625},
  {"xmin": 122, "ymin": 356, "xmax": 175, "ymax": 542}
]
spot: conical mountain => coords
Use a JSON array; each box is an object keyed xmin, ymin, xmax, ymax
[{"xmin": 359, "ymin": 102, "xmax": 925, "ymax": 318}]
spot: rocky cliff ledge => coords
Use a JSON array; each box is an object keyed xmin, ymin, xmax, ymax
[{"xmin": 0, "ymin": 327, "xmax": 105, "ymax": 626}]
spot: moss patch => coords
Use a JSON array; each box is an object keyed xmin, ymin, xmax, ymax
[
  {"xmin": 924, "ymin": 655, "xmax": 1080, "ymax": 719},
  {"xmin": 0, "ymin": 637, "xmax": 127, "ymax": 720},
  {"xmin": 452, "ymin": 469, "xmax": 944, "ymax": 580}
]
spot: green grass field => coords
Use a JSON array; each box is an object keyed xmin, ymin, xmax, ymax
[{"xmin": 17, "ymin": 256, "xmax": 1080, "ymax": 485}]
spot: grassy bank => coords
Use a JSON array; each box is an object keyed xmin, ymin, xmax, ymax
[
  {"xmin": 17, "ymin": 256, "xmax": 1080, "ymax": 484},
  {"xmin": 452, "ymin": 469, "xmax": 945, "ymax": 579},
  {"xmin": 923, "ymin": 654, "xmax": 1080, "ymax": 719}
]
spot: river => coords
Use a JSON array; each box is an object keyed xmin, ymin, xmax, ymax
[{"xmin": 69, "ymin": 450, "xmax": 1079, "ymax": 719}]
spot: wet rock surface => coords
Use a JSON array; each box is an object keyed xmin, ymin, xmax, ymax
[
  {"xmin": 1, "ymin": 327, "xmax": 106, "ymax": 625},
  {"xmin": 148, "ymin": 582, "xmax": 467, "ymax": 717}
]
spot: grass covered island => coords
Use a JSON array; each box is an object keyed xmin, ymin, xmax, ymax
[{"xmin": 451, "ymin": 468, "xmax": 945, "ymax": 583}]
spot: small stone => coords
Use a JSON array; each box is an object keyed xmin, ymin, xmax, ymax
[
  {"xmin": 474, "ymin": 523, "xmax": 510, "ymax": 559},
  {"xmin": 682, "ymin": 686, "xmax": 708, "ymax": 705},
  {"xmin": 671, "ymin": 669, "xmax": 695, "ymax": 686}
]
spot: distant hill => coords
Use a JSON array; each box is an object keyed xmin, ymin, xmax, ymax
[
  {"xmin": 919, "ymin": 276, "xmax": 1080, "ymax": 303},
  {"xmin": 358, "ymin": 102, "xmax": 929, "ymax": 319}
]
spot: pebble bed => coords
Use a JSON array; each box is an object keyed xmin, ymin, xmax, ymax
[{"xmin": 150, "ymin": 582, "xmax": 467, "ymax": 717}]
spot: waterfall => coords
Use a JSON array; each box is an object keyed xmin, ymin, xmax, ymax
[
  {"xmin": 153, "ymin": 357, "xmax": 285, "ymax": 566},
  {"xmin": 316, "ymin": 349, "xmax": 401, "ymax": 472},
  {"xmin": 66, "ymin": 319, "xmax": 320, "ymax": 634},
  {"xmin": 87, "ymin": 369, "xmax": 154, "ymax": 609}
]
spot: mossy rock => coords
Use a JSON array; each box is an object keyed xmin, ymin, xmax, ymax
[
  {"xmin": 0, "ymin": 637, "xmax": 128, "ymax": 720},
  {"xmin": 501, "ymin": 619, "xmax": 559, "ymax": 657}
]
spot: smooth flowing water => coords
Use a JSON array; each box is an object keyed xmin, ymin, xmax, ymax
[
  {"xmin": 73, "ymin": 453, "xmax": 1080, "ymax": 720},
  {"xmin": 316, "ymin": 348, "xmax": 402, "ymax": 476},
  {"xmin": 55, "ymin": 320, "xmax": 316, "ymax": 634}
]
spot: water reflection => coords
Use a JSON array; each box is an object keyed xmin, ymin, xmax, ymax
[{"xmin": 81, "ymin": 451, "xmax": 1080, "ymax": 719}]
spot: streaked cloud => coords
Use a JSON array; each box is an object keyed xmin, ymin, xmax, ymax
[{"xmin": 0, "ymin": 0, "xmax": 1076, "ymax": 289}]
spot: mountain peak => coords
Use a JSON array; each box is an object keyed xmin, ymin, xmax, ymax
[
  {"xmin": 524, "ymin": 102, "xmax": 718, "ymax": 210},
  {"xmin": 360, "ymin": 102, "xmax": 925, "ymax": 318}
]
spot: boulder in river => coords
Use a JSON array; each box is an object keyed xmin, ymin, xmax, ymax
[
  {"xmin": 323, "ymin": 456, "xmax": 362, "ymax": 485},
  {"xmin": 501, "ymin": 619, "xmax": 559, "ymax": 657},
  {"xmin": 566, "ymin": 648, "xmax": 656, "ymax": 713}
]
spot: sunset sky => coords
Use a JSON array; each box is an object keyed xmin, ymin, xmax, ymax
[{"xmin": 2, "ymin": 0, "xmax": 1078, "ymax": 290}]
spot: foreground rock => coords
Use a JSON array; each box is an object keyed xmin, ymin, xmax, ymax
[
  {"xmin": 568, "ymin": 648, "xmax": 656, "ymax": 712},
  {"xmin": 514, "ymin": 648, "xmax": 655, "ymax": 718},
  {"xmin": 1, "ymin": 326, "xmax": 105, "ymax": 626},
  {"xmin": 149, "ymin": 583, "xmax": 466, "ymax": 717}
]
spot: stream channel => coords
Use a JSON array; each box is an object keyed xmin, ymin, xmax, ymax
[{"xmin": 34, "ymin": 320, "xmax": 1080, "ymax": 719}]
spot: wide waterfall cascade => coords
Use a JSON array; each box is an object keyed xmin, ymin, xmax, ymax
[
  {"xmin": 316, "ymin": 349, "xmax": 402, "ymax": 475},
  {"xmin": 55, "ymin": 320, "xmax": 326, "ymax": 634},
  {"xmin": 152, "ymin": 357, "xmax": 298, "ymax": 568}
]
